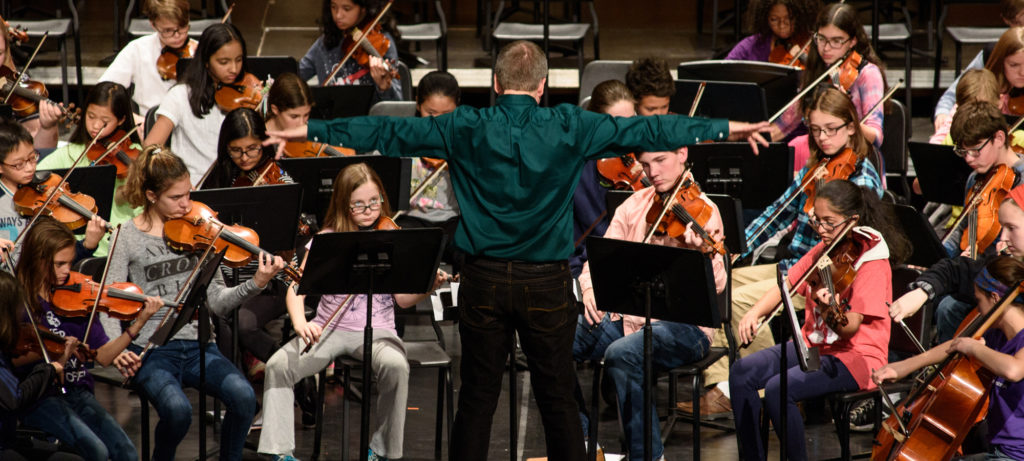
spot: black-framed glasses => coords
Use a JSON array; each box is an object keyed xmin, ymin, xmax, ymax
[
  {"xmin": 809, "ymin": 215, "xmax": 853, "ymax": 233},
  {"xmin": 227, "ymin": 145, "xmax": 262, "ymax": 159},
  {"xmin": 953, "ymin": 137, "xmax": 993, "ymax": 158},
  {"xmin": 349, "ymin": 197, "xmax": 382, "ymax": 214},
  {"xmin": 813, "ymin": 32, "xmax": 852, "ymax": 49},
  {"xmin": 1, "ymin": 151, "xmax": 39, "ymax": 171},
  {"xmin": 808, "ymin": 122, "xmax": 850, "ymax": 138},
  {"xmin": 157, "ymin": 25, "xmax": 188, "ymax": 38}
]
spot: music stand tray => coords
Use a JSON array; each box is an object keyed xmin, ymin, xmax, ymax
[
  {"xmin": 672, "ymin": 80, "xmax": 769, "ymax": 122},
  {"xmin": 42, "ymin": 165, "xmax": 117, "ymax": 223},
  {"xmin": 908, "ymin": 141, "xmax": 972, "ymax": 206},
  {"xmin": 687, "ymin": 142, "xmax": 794, "ymax": 210},
  {"xmin": 309, "ymin": 85, "xmax": 377, "ymax": 119},
  {"xmin": 894, "ymin": 204, "xmax": 946, "ymax": 268},
  {"xmin": 279, "ymin": 156, "xmax": 412, "ymax": 224},
  {"xmin": 676, "ymin": 60, "xmax": 801, "ymax": 116},
  {"xmin": 190, "ymin": 183, "xmax": 302, "ymax": 253}
]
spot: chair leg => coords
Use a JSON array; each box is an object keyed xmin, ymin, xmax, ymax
[
  {"xmin": 831, "ymin": 399, "xmax": 853, "ymax": 461},
  {"xmin": 954, "ymin": 42, "xmax": 962, "ymax": 79},
  {"xmin": 140, "ymin": 394, "xmax": 150, "ymax": 461},
  {"xmin": 435, "ymin": 367, "xmax": 444, "ymax": 460},
  {"xmin": 59, "ymin": 36, "xmax": 69, "ymax": 104},
  {"xmin": 312, "ymin": 369, "xmax": 327, "ymax": 461},
  {"xmin": 343, "ymin": 365, "xmax": 351, "ymax": 461},
  {"xmin": 904, "ymin": 36, "xmax": 912, "ymax": 117},
  {"xmin": 445, "ymin": 366, "xmax": 454, "ymax": 459},
  {"xmin": 588, "ymin": 362, "xmax": 602, "ymax": 461},
  {"xmin": 661, "ymin": 373, "xmax": 677, "ymax": 445},
  {"xmin": 692, "ymin": 376, "xmax": 702, "ymax": 461},
  {"xmin": 509, "ymin": 356, "xmax": 517, "ymax": 461}
]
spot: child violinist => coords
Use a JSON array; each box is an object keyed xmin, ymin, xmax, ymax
[
  {"xmin": 693, "ymin": 88, "xmax": 884, "ymax": 417},
  {"xmin": 0, "ymin": 270, "xmax": 83, "ymax": 461},
  {"xmin": 37, "ymin": 81, "xmax": 142, "ymax": 257},
  {"xmin": 874, "ymin": 255, "xmax": 1024, "ymax": 461},
  {"xmin": 930, "ymin": 68, "xmax": 1002, "ymax": 145},
  {"xmin": 105, "ymin": 146, "xmax": 286, "ymax": 461},
  {"xmin": 732, "ymin": 178, "xmax": 910, "ymax": 461},
  {"xmin": 99, "ymin": 0, "xmax": 198, "ymax": 117},
  {"xmin": 770, "ymin": 2, "xmax": 886, "ymax": 170},
  {"xmin": 13, "ymin": 216, "xmax": 163, "ymax": 461},
  {"xmin": 624, "ymin": 57, "xmax": 674, "ymax": 116},
  {"xmin": 726, "ymin": 0, "xmax": 822, "ymax": 66},
  {"xmin": 203, "ymin": 107, "xmax": 293, "ymax": 189},
  {"xmin": 0, "ymin": 19, "xmax": 64, "ymax": 150},
  {"xmin": 258, "ymin": 163, "xmax": 448, "ymax": 461},
  {"xmin": 300, "ymin": 0, "xmax": 401, "ymax": 101},
  {"xmin": 143, "ymin": 23, "xmax": 252, "ymax": 187}
]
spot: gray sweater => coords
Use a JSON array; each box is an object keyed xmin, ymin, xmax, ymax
[{"xmin": 101, "ymin": 218, "xmax": 263, "ymax": 347}]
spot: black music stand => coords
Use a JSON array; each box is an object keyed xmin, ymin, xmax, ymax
[
  {"xmin": 0, "ymin": 104, "xmax": 12, "ymax": 119},
  {"xmin": 687, "ymin": 142, "xmax": 794, "ymax": 209},
  {"xmin": 894, "ymin": 204, "xmax": 946, "ymax": 268},
  {"xmin": 775, "ymin": 266, "xmax": 819, "ymax": 461},
  {"xmin": 676, "ymin": 60, "xmax": 801, "ymax": 116},
  {"xmin": 605, "ymin": 190, "xmax": 634, "ymax": 216},
  {"xmin": 299, "ymin": 228, "xmax": 444, "ymax": 460},
  {"xmin": 279, "ymin": 156, "xmax": 412, "ymax": 224},
  {"xmin": 309, "ymin": 85, "xmax": 376, "ymax": 119},
  {"xmin": 672, "ymin": 80, "xmax": 769, "ymax": 122},
  {"xmin": 42, "ymin": 165, "xmax": 117, "ymax": 223},
  {"xmin": 586, "ymin": 236, "xmax": 719, "ymax": 461},
  {"xmin": 908, "ymin": 141, "xmax": 973, "ymax": 206}
]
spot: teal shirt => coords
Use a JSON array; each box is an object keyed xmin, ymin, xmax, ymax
[{"xmin": 308, "ymin": 94, "xmax": 731, "ymax": 261}]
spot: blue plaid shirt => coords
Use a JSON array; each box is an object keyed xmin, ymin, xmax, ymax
[{"xmin": 741, "ymin": 158, "xmax": 883, "ymax": 269}]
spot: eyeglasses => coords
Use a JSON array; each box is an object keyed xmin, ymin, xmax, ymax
[
  {"xmin": 768, "ymin": 16, "xmax": 792, "ymax": 26},
  {"xmin": 1, "ymin": 151, "xmax": 39, "ymax": 171},
  {"xmin": 813, "ymin": 32, "xmax": 852, "ymax": 49},
  {"xmin": 809, "ymin": 215, "xmax": 853, "ymax": 233},
  {"xmin": 157, "ymin": 25, "xmax": 188, "ymax": 38},
  {"xmin": 808, "ymin": 122, "xmax": 850, "ymax": 139},
  {"xmin": 227, "ymin": 145, "xmax": 262, "ymax": 159},
  {"xmin": 349, "ymin": 197, "xmax": 382, "ymax": 214},
  {"xmin": 953, "ymin": 137, "xmax": 992, "ymax": 158}
]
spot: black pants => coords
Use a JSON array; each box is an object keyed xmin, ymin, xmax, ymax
[{"xmin": 451, "ymin": 257, "xmax": 585, "ymax": 461}]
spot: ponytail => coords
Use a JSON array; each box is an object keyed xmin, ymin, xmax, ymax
[{"xmin": 118, "ymin": 145, "xmax": 189, "ymax": 229}]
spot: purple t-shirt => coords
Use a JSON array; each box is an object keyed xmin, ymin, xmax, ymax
[
  {"xmin": 983, "ymin": 327, "xmax": 1024, "ymax": 459},
  {"xmin": 34, "ymin": 298, "xmax": 109, "ymax": 392},
  {"xmin": 725, "ymin": 33, "xmax": 772, "ymax": 62}
]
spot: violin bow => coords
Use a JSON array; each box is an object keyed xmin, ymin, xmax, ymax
[
  {"xmin": 81, "ymin": 224, "xmax": 122, "ymax": 349},
  {"xmin": 21, "ymin": 302, "xmax": 66, "ymax": 394},
  {"xmin": 768, "ymin": 54, "xmax": 847, "ymax": 124},
  {"xmin": 735, "ymin": 163, "xmax": 831, "ymax": 263},
  {"xmin": 194, "ymin": 160, "xmax": 217, "ymax": 190},
  {"xmin": 393, "ymin": 161, "xmax": 449, "ymax": 220},
  {"xmin": 248, "ymin": 159, "xmax": 277, "ymax": 186},
  {"xmin": 301, "ymin": 293, "xmax": 356, "ymax": 354},
  {"xmin": 324, "ymin": 0, "xmax": 395, "ymax": 85},
  {"xmin": 688, "ymin": 82, "xmax": 706, "ymax": 117},
  {"xmin": 2, "ymin": 31, "xmax": 46, "ymax": 105},
  {"xmin": 12, "ymin": 129, "xmax": 106, "ymax": 248},
  {"xmin": 745, "ymin": 218, "xmax": 859, "ymax": 345},
  {"xmin": 642, "ymin": 170, "xmax": 692, "ymax": 244},
  {"xmin": 861, "ymin": 79, "xmax": 902, "ymax": 122},
  {"xmin": 89, "ymin": 125, "xmax": 140, "ymax": 166},
  {"xmin": 221, "ymin": 2, "xmax": 235, "ymax": 23},
  {"xmin": 786, "ymin": 39, "xmax": 813, "ymax": 67},
  {"xmin": 0, "ymin": 246, "xmax": 14, "ymax": 274}
]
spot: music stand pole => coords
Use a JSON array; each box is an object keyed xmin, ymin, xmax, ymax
[
  {"xmin": 779, "ymin": 321, "xmax": 788, "ymax": 461},
  {"xmin": 643, "ymin": 282, "xmax": 653, "ymax": 461}
]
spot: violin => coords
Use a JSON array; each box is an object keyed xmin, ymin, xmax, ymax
[
  {"xmin": 0, "ymin": 66, "xmax": 77, "ymax": 122},
  {"xmin": 50, "ymin": 271, "xmax": 158, "ymax": 321},
  {"xmin": 156, "ymin": 44, "xmax": 192, "ymax": 81},
  {"xmin": 215, "ymin": 73, "xmax": 263, "ymax": 112},
  {"xmin": 2, "ymin": 16, "xmax": 28, "ymax": 45},
  {"xmin": 87, "ymin": 130, "xmax": 139, "ymax": 178},
  {"xmin": 421, "ymin": 157, "xmax": 445, "ymax": 170},
  {"xmin": 325, "ymin": 0, "xmax": 400, "ymax": 84},
  {"xmin": 768, "ymin": 33, "xmax": 811, "ymax": 69},
  {"xmin": 376, "ymin": 215, "xmax": 399, "ymax": 230},
  {"xmin": 803, "ymin": 236, "xmax": 860, "ymax": 331},
  {"xmin": 832, "ymin": 50, "xmax": 864, "ymax": 93},
  {"xmin": 14, "ymin": 322, "xmax": 96, "ymax": 361},
  {"xmin": 392, "ymin": 159, "xmax": 447, "ymax": 220},
  {"xmin": 941, "ymin": 164, "xmax": 1016, "ymax": 259},
  {"xmin": 801, "ymin": 147, "xmax": 859, "ymax": 214},
  {"xmin": 281, "ymin": 141, "xmax": 355, "ymax": 158},
  {"xmin": 1009, "ymin": 90, "xmax": 1024, "ymax": 117},
  {"xmin": 233, "ymin": 159, "xmax": 286, "ymax": 187},
  {"xmin": 13, "ymin": 172, "xmax": 106, "ymax": 231},
  {"xmin": 163, "ymin": 201, "xmax": 302, "ymax": 282},
  {"xmin": 596, "ymin": 153, "xmax": 651, "ymax": 191},
  {"xmin": 644, "ymin": 176, "xmax": 727, "ymax": 256}
]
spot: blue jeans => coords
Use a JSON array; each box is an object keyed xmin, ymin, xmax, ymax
[
  {"xmin": 22, "ymin": 386, "xmax": 137, "ymax": 461},
  {"xmin": 603, "ymin": 320, "xmax": 710, "ymax": 461},
  {"xmin": 730, "ymin": 342, "xmax": 858, "ymax": 461},
  {"xmin": 935, "ymin": 295, "xmax": 973, "ymax": 343},
  {"xmin": 573, "ymin": 313, "xmax": 624, "ymax": 434},
  {"xmin": 132, "ymin": 340, "xmax": 256, "ymax": 461}
]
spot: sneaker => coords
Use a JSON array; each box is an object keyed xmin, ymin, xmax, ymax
[
  {"xmin": 272, "ymin": 455, "xmax": 300, "ymax": 461},
  {"xmin": 367, "ymin": 448, "xmax": 388, "ymax": 461},
  {"xmin": 676, "ymin": 386, "xmax": 732, "ymax": 420},
  {"xmin": 849, "ymin": 399, "xmax": 876, "ymax": 432}
]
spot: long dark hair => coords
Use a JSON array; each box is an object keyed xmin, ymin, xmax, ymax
[
  {"xmin": 0, "ymin": 271, "xmax": 26, "ymax": 355},
  {"xmin": 321, "ymin": 0, "xmax": 386, "ymax": 50},
  {"xmin": 70, "ymin": 82, "xmax": 140, "ymax": 145},
  {"xmin": 415, "ymin": 70, "xmax": 461, "ymax": 108},
  {"xmin": 800, "ymin": 3, "xmax": 885, "ymax": 92},
  {"xmin": 14, "ymin": 216, "xmax": 77, "ymax": 315},
  {"xmin": 181, "ymin": 23, "xmax": 248, "ymax": 117},
  {"xmin": 266, "ymin": 72, "xmax": 314, "ymax": 119},
  {"xmin": 205, "ymin": 107, "xmax": 275, "ymax": 189},
  {"xmin": 816, "ymin": 179, "xmax": 912, "ymax": 264}
]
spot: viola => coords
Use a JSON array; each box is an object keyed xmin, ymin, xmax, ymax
[
  {"xmin": 596, "ymin": 153, "xmax": 651, "ymax": 191},
  {"xmin": 940, "ymin": 164, "xmax": 1016, "ymax": 259},
  {"xmin": 163, "ymin": 201, "xmax": 303, "ymax": 282},
  {"xmin": 803, "ymin": 236, "xmax": 861, "ymax": 331},
  {"xmin": 14, "ymin": 322, "xmax": 96, "ymax": 361},
  {"xmin": 833, "ymin": 50, "xmax": 864, "ymax": 93},
  {"xmin": 801, "ymin": 147, "xmax": 859, "ymax": 214},
  {"xmin": 13, "ymin": 172, "xmax": 106, "ymax": 231},
  {"xmin": 233, "ymin": 159, "xmax": 286, "ymax": 187},
  {"xmin": 215, "ymin": 73, "xmax": 263, "ymax": 112},
  {"xmin": 282, "ymin": 141, "xmax": 355, "ymax": 158},
  {"xmin": 644, "ymin": 176, "xmax": 727, "ymax": 256},
  {"xmin": 87, "ymin": 130, "xmax": 140, "ymax": 178},
  {"xmin": 768, "ymin": 33, "xmax": 811, "ymax": 69},
  {"xmin": 0, "ymin": 66, "xmax": 78, "ymax": 122},
  {"xmin": 156, "ymin": 43, "xmax": 192, "ymax": 81},
  {"xmin": 50, "ymin": 271, "xmax": 161, "ymax": 321}
]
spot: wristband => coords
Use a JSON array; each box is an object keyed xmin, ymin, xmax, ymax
[{"xmin": 126, "ymin": 329, "xmax": 138, "ymax": 340}]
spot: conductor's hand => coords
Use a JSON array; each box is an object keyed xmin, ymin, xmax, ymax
[
  {"xmin": 582, "ymin": 288, "xmax": 603, "ymax": 326},
  {"xmin": 295, "ymin": 320, "xmax": 323, "ymax": 346},
  {"xmin": 264, "ymin": 125, "xmax": 309, "ymax": 158},
  {"xmin": 253, "ymin": 252, "xmax": 287, "ymax": 289},
  {"xmin": 726, "ymin": 121, "xmax": 772, "ymax": 155},
  {"xmin": 113, "ymin": 351, "xmax": 141, "ymax": 378},
  {"xmin": 889, "ymin": 288, "xmax": 927, "ymax": 322},
  {"xmin": 737, "ymin": 310, "xmax": 762, "ymax": 345}
]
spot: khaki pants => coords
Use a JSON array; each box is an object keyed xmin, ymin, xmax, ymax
[{"xmin": 704, "ymin": 264, "xmax": 805, "ymax": 386}]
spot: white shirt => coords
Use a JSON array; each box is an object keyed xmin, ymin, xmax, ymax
[
  {"xmin": 156, "ymin": 84, "xmax": 225, "ymax": 186},
  {"xmin": 99, "ymin": 33, "xmax": 196, "ymax": 115}
]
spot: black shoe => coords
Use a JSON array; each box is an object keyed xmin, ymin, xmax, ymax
[
  {"xmin": 294, "ymin": 376, "xmax": 319, "ymax": 428},
  {"xmin": 849, "ymin": 400, "xmax": 877, "ymax": 432}
]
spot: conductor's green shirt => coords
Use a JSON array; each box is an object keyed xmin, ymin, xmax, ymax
[{"xmin": 307, "ymin": 94, "xmax": 731, "ymax": 262}]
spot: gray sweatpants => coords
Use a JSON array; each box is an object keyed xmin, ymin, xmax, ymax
[{"xmin": 257, "ymin": 328, "xmax": 409, "ymax": 458}]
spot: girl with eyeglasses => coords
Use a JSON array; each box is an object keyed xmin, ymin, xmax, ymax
[
  {"xmin": 769, "ymin": 2, "xmax": 887, "ymax": 173},
  {"xmin": 98, "ymin": 0, "xmax": 198, "ymax": 117},
  {"xmin": 258, "ymin": 162, "xmax": 448, "ymax": 461},
  {"xmin": 732, "ymin": 178, "xmax": 908, "ymax": 461},
  {"xmin": 726, "ymin": 0, "xmax": 822, "ymax": 66}
]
